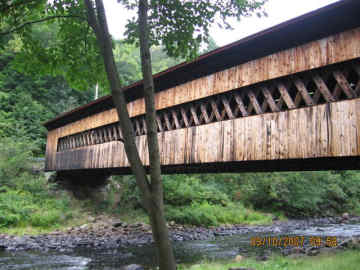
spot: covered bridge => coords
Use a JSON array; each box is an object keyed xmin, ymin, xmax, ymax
[{"xmin": 45, "ymin": 0, "xmax": 360, "ymax": 175}]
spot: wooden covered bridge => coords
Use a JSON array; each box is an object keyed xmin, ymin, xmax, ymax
[{"xmin": 45, "ymin": 0, "xmax": 360, "ymax": 175}]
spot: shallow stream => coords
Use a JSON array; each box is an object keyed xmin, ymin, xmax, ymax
[{"xmin": 1, "ymin": 222, "xmax": 359, "ymax": 269}]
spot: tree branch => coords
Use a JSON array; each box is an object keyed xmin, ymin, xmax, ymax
[
  {"xmin": 0, "ymin": 15, "xmax": 86, "ymax": 36},
  {"xmin": 0, "ymin": 0, "xmax": 38, "ymax": 14},
  {"xmin": 84, "ymin": 0, "xmax": 101, "ymax": 37}
]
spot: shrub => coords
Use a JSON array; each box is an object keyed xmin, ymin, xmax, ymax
[
  {"xmin": 239, "ymin": 171, "xmax": 360, "ymax": 217},
  {"xmin": 0, "ymin": 138, "xmax": 36, "ymax": 187},
  {"xmin": 165, "ymin": 201, "xmax": 272, "ymax": 226},
  {"xmin": 30, "ymin": 209, "xmax": 61, "ymax": 228},
  {"xmin": 117, "ymin": 174, "xmax": 230, "ymax": 208}
]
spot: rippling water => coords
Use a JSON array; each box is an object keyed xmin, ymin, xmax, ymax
[{"xmin": 1, "ymin": 222, "xmax": 359, "ymax": 269}]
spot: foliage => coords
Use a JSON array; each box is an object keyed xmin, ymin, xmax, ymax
[
  {"xmin": 0, "ymin": 139, "xmax": 72, "ymax": 230},
  {"xmin": 165, "ymin": 201, "xmax": 271, "ymax": 227},
  {"xmin": 238, "ymin": 171, "xmax": 360, "ymax": 217},
  {"xmin": 119, "ymin": 174, "xmax": 229, "ymax": 207},
  {"xmin": 0, "ymin": 51, "xmax": 93, "ymax": 152},
  {"xmin": 1, "ymin": 0, "xmax": 265, "ymax": 91},
  {"xmin": 117, "ymin": 170, "xmax": 360, "ymax": 224},
  {"xmin": 0, "ymin": 138, "xmax": 36, "ymax": 187},
  {"xmin": 0, "ymin": 187, "xmax": 70, "ymax": 228},
  {"xmin": 1, "ymin": 1, "xmax": 107, "ymax": 91},
  {"xmin": 113, "ymin": 41, "xmax": 184, "ymax": 86},
  {"xmin": 121, "ymin": 0, "xmax": 267, "ymax": 59},
  {"xmin": 163, "ymin": 175, "xmax": 229, "ymax": 206},
  {"xmin": 116, "ymin": 174, "xmax": 271, "ymax": 226}
]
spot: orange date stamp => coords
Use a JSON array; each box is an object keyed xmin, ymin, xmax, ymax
[{"xmin": 250, "ymin": 236, "xmax": 338, "ymax": 247}]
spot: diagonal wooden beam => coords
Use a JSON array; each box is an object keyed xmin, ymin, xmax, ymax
[
  {"xmin": 221, "ymin": 95, "xmax": 234, "ymax": 119},
  {"xmin": 353, "ymin": 64, "xmax": 360, "ymax": 96},
  {"xmin": 180, "ymin": 107, "xmax": 190, "ymax": 127},
  {"xmin": 247, "ymin": 89, "xmax": 263, "ymax": 114},
  {"xmin": 333, "ymin": 70, "xmax": 356, "ymax": 98},
  {"xmin": 261, "ymin": 86, "xmax": 280, "ymax": 112},
  {"xmin": 156, "ymin": 115, "xmax": 163, "ymax": 132},
  {"xmin": 312, "ymin": 73, "xmax": 336, "ymax": 102},
  {"xmin": 190, "ymin": 105, "xmax": 200, "ymax": 125},
  {"xmin": 200, "ymin": 103, "xmax": 211, "ymax": 123},
  {"xmin": 277, "ymin": 82, "xmax": 296, "ymax": 109},
  {"xmin": 210, "ymin": 99, "xmax": 222, "ymax": 121},
  {"xmin": 233, "ymin": 92, "xmax": 248, "ymax": 117},
  {"xmin": 293, "ymin": 76, "xmax": 315, "ymax": 106},
  {"xmin": 171, "ymin": 110, "xmax": 181, "ymax": 129},
  {"xmin": 163, "ymin": 112, "xmax": 172, "ymax": 131}
]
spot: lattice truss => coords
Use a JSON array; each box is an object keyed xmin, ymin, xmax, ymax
[{"xmin": 57, "ymin": 59, "xmax": 360, "ymax": 152}]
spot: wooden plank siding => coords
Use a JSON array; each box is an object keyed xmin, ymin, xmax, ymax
[
  {"xmin": 54, "ymin": 98, "xmax": 360, "ymax": 171},
  {"xmin": 45, "ymin": 27, "xmax": 360, "ymax": 171}
]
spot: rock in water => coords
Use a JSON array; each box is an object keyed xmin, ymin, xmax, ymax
[
  {"xmin": 306, "ymin": 246, "xmax": 320, "ymax": 256},
  {"xmin": 113, "ymin": 221, "xmax": 124, "ymax": 228},
  {"xmin": 234, "ymin": 255, "xmax": 243, "ymax": 262},
  {"xmin": 120, "ymin": 264, "xmax": 144, "ymax": 270}
]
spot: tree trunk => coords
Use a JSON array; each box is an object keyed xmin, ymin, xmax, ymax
[
  {"xmin": 138, "ymin": 1, "xmax": 176, "ymax": 268},
  {"xmin": 84, "ymin": 0, "xmax": 176, "ymax": 269},
  {"xmin": 84, "ymin": 0, "xmax": 152, "ymax": 207}
]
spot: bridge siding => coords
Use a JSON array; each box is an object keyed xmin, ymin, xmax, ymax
[
  {"xmin": 53, "ymin": 98, "xmax": 360, "ymax": 171},
  {"xmin": 47, "ymin": 28, "xmax": 359, "ymax": 136},
  {"xmin": 45, "ymin": 27, "xmax": 360, "ymax": 171}
]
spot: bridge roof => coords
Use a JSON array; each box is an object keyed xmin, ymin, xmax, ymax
[{"xmin": 44, "ymin": 0, "xmax": 360, "ymax": 130}]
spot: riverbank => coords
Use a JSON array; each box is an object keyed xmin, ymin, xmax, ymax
[
  {"xmin": 1, "ymin": 216, "xmax": 359, "ymax": 253},
  {"xmin": 181, "ymin": 250, "xmax": 360, "ymax": 270},
  {"xmin": 0, "ymin": 218, "xmax": 359, "ymax": 269}
]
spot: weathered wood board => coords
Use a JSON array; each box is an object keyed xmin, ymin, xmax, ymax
[
  {"xmin": 45, "ymin": 27, "xmax": 360, "ymax": 171},
  {"xmin": 53, "ymin": 98, "xmax": 360, "ymax": 171}
]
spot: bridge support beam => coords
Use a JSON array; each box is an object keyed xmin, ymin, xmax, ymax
[{"xmin": 50, "ymin": 170, "xmax": 111, "ymax": 200}]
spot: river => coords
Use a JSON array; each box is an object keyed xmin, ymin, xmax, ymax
[{"xmin": 1, "ymin": 221, "xmax": 359, "ymax": 269}]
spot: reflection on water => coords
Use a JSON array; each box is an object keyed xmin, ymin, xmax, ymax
[
  {"xmin": 0, "ymin": 252, "xmax": 91, "ymax": 270},
  {"xmin": 0, "ymin": 222, "xmax": 359, "ymax": 269}
]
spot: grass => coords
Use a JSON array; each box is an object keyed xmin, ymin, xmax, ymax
[
  {"xmin": 116, "ymin": 208, "xmax": 150, "ymax": 224},
  {"xmin": 180, "ymin": 250, "xmax": 360, "ymax": 270}
]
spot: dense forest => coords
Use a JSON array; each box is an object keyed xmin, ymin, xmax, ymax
[{"xmin": 1, "ymin": 23, "xmax": 360, "ymax": 233}]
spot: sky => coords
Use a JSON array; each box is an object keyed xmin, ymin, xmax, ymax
[{"xmin": 104, "ymin": 0, "xmax": 340, "ymax": 47}]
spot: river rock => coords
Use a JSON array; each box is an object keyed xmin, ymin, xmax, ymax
[
  {"xmin": 113, "ymin": 221, "xmax": 125, "ymax": 228},
  {"xmin": 88, "ymin": 216, "xmax": 96, "ymax": 223},
  {"xmin": 305, "ymin": 246, "xmax": 320, "ymax": 256},
  {"xmin": 338, "ymin": 237, "xmax": 360, "ymax": 249},
  {"xmin": 120, "ymin": 264, "xmax": 144, "ymax": 270},
  {"xmin": 129, "ymin": 223, "xmax": 143, "ymax": 229},
  {"xmin": 234, "ymin": 255, "xmax": 244, "ymax": 262},
  {"xmin": 342, "ymin": 212, "xmax": 350, "ymax": 220}
]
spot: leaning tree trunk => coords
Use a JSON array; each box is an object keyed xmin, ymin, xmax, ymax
[
  {"xmin": 84, "ymin": 0, "xmax": 176, "ymax": 269},
  {"xmin": 138, "ymin": 1, "xmax": 177, "ymax": 269}
]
